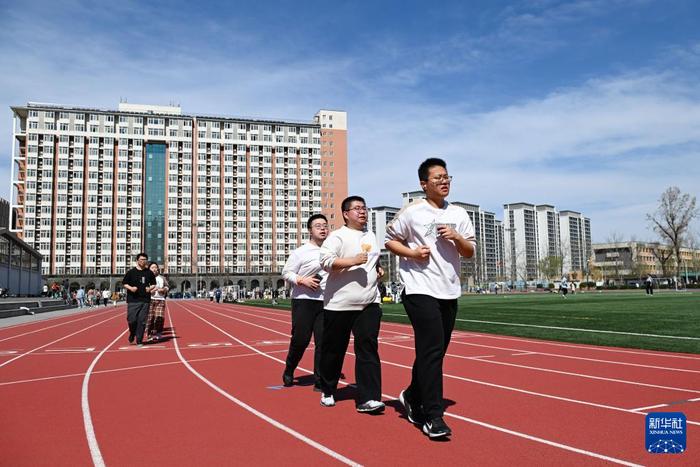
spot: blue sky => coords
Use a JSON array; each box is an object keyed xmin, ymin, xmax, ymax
[{"xmin": 1, "ymin": 0, "xmax": 699, "ymax": 242}]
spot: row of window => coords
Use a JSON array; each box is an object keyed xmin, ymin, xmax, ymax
[{"xmin": 27, "ymin": 111, "xmax": 323, "ymax": 135}]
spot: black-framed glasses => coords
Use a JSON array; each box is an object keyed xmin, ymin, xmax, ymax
[{"xmin": 344, "ymin": 206, "xmax": 368, "ymax": 213}]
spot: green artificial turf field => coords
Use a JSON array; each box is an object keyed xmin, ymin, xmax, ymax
[{"xmin": 241, "ymin": 291, "xmax": 700, "ymax": 354}]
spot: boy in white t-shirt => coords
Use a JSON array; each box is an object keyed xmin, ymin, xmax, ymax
[
  {"xmin": 281, "ymin": 214, "xmax": 329, "ymax": 391},
  {"xmin": 318, "ymin": 196, "xmax": 385, "ymax": 413},
  {"xmin": 385, "ymin": 158, "xmax": 476, "ymax": 438}
]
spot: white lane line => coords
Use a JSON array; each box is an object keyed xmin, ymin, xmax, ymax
[
  {"xmin": 379, "ymin": 319, "xmax": 700, "ymax": 361},
  {"xmin": 0, "ymin": 309, "xmax": 118, "ymax": 343},
  {"xmin": 169, "ymin": 304, "xmax": 361, "ymax": 467},
  {"xmin": 512, "ymin": 352, "xmax": 536, "ymax": 356},
  {"xmin": 193, "ymin": 303, "xmax": 643, "ymax": 466},
  {"xmin": 380, "ymin": 312, "xmax": 700, "ymax": 341},
  {"xmin": 462, "ymin": 356, "xmax": 700, "ymax": 394},
  {"xmin": 82, "ymin": 329, "xmax": 126, "ymax": 467},
  {"xmin": 223, "ymin": 306, "xmax": 700, "ymax": 393},
  {"xmin": 0, "ymin": 314, "xmax": 121, "ymax": 369},
  {"xmin": 212, "ymin": 304, "xmax": 700, "ymax": 427},
  {"xmin": 46, "ymin": 347, "xmax": 96, "ymax": 353},
  {"xmin": 0, "ymin": 350, "xmax": 288, "ymax": 387},
  {"xmin": 630, "ymin": 396, "xmax": 700, "ymax": 412},
  {"xmin": 447, "ymin": 340, "xmax": 700, "ymax": 374}
]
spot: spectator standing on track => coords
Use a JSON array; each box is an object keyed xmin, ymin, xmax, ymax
[
  {"xmin": 122, "ymin": 252, "xmax": 156, "ymax": 346},
  {"xmin": 318, "ymin": 196, "xmax": 385, "ymax": 413},
  {"xmin": 102, "ymin": 288, "xmax": 111, "ymax": 306},
  {"xmin": 145, "ymin": 262, "xmax": 169, "ymax": 342},
  {"xmin": 385, "ymin": 158, "xmax": 476, "ymax": 439},
  {"xmin": 281, "ymin": 214, "xmax": 329, "ymax": 391},
  {"xmin": 645, "ymin": 275, "xmax": 654, "ymax": 295}
]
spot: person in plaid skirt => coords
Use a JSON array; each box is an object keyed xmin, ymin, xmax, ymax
[{"xmin": 145, "ymin": 263, "xmax": 169, "ymax": 341}]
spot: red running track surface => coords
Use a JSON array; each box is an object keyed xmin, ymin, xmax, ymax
[{"xmin": 0, "ymin": 300, "xmax": 698, "ymax": 466}]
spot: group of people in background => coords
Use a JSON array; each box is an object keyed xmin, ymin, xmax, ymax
[{"xmin": 281, "ymin": 158, "xmax": 476, "ymax": 439}]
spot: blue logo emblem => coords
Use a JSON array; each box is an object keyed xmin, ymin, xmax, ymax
[{"xmin": 645, "ymin": 412, "xmax": 686, "ymax": 454}]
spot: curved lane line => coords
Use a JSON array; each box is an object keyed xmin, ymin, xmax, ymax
[
  {"xmin": 169, "ymin": 303, "xmax": 362, "ymax": 467},
  {"xmin": 186, "ymin": 302, "xmax": 642, "ymax": 466},
  {"xmin": 0, "ymin": 314, "xmax": 121, "ymax": 369},
  {"xmin": 82, "ymin": 330, "xmax": 127, "ymax": 467}
]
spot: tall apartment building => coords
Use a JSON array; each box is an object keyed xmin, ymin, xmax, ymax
[
  {"xmin": 367, "ymin": 205, "xmax": 400, "ymax": 282},
  {"xmin": 453, "ymin": 202, "xmax": 501, "ymax": 284},
  {"xmin": 560, "ymin": 210, "xmax": 592, "ymax": 275},
  {"xmin": 504, "ymin": 203, "xmax": 592, "ymax": 281},
  {"xmin": 10, "ymin": 102, "xmax": 347, "ymax": 288},
  {"xmin": 316, "ymin": 110, "xmax": 348, "ymax": 230}
]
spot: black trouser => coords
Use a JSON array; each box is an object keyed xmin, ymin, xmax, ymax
[
  {"xmin": 402, "ymin": 294, "xmax": 458, "ymax": 420},
  {"xmin": 284, "ymin": 299, "xmax": 324, "ymax": 384},
  {"xmin": 646, "ymin": 283, "xmax": 653, "ymax": 295},
  {"xmin": 320, "ymin": 304, "xmax": 382, "ymax": 404},
  {"xmin": 126, "ymin": 302, "xmax": 150, "ymax": 344}
]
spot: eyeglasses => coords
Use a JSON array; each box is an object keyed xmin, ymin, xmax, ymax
[
  {"xmin": 430, "ymin": 175, "xmax": 453, "ymax": 184},
  {"xmin": 345, "ymin": 206, "xmax": 367, "ymax": 213},
  {"xmin": 311, "ymin": 224, "xmax": 329, "ymax": 230}
]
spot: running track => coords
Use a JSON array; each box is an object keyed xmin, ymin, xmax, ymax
[{"xmin": 1, "ymin": 301, "xmax": 698, "ymax": 466}]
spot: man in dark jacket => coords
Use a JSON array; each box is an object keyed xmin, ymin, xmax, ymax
[{"xmin": 122, "ymin": 252, "xmax": 156, "ymax": 346}]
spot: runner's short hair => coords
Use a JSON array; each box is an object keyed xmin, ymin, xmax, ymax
[
  {"xmin": 341, "ymin": 195, "xmax": 366, "ymax": 212},
  {"xmin": 418, "ymin": 158, "xmax": 447, "ymax": 181},
  {"xmin": 307, "ymin": 214, "xmax": 328, "ymax": 230},
  {"xmin": 135, "ymin": 252, "xmax": 149, "ymax": 260}
]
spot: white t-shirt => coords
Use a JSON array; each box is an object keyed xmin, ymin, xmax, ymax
[
  {"xmin": 282, "ymin": 242, "xmax": 327, "ymax": 301},
  {"xmin": 152, "ymin": 275, "xmax": 167, "ymax": 300},
  {"xmin": 320, "ymin": 226, "xmax": 381, "ymax": 311},
  {"xmin": 385, "ymin": 198, "xmax": 476, "ymax": 299}
]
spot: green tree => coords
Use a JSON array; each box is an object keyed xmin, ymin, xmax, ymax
[{"xmin": 538, "ymin": 256, "xmax": 563, "ymax": 281}]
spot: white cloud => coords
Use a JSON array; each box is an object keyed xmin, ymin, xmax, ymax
[{"xmin": 0, "ymin": 1, "xmax": 698, "ymax": 245}]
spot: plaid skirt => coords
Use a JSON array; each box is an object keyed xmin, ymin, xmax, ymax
[{"xmin": 145, "ymin": 299, "xmax": 166, "ymax": 336}]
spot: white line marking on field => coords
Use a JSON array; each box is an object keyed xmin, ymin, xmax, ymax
[
  {"xmin": 630, "ymin": 396, "xmax": 700, "ymax": 412},
  {"xmin": 448, "ymin": 340, "xmax": 700, "ymax": 374},
  {"xmin": 82, "ymin": 329, "xmax": 126, "ymax": 467},
  {"xmin": 0, "ymin": 314, "xmax": 121, "ymax": 369},
  {"xmin": 187, "ymin": 342, "xmax": 233, "ymax": 347},
  {"xmin": 193, "ymin": 302, "xmax": 645, "ymax": 465},
  {"xmin": 0, "ymin": 349, "xmax": 289, "ymax": 387},
  {"xmin": 457, "ymin": 318, "xmax": 700, "ymax": 340},
  {"xmin": 0, "ymin": 350, "xmax": 19, "ymax": 355},
  {"xmin": 169, "ymin": 305, "xmax": 362, "ymax": 466},
  {"xmin": 0, "ymin": 308, "xmax": 117, "ymax": 342},
  {"xmin": 382, "ymin": 313, "xmax": 700, "ymax": 360},
  {"xmin": 46, "ymin": 347, "xmax": 96, "ymax": 353},
  {"xmin": 512, "ymin": 352, "xmax": 536, "ymax": 356}
]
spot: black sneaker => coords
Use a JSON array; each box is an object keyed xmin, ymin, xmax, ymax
[
  {"xmin": 282, "ymin": 370, "xmax": 294, "ymax": 387},
  {"xmin": 128, "ymin": 334, "xmax": 135, "ymax": 344},
  {"xmin": 399, "ymin": 389, "xmax": 424, "ymax": 425},
  {"xmin": 422, "ymin": 417, "xmax": 452, "ymax": 438}
]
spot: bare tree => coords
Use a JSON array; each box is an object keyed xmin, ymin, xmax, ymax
[
  {"xmin": 650, "ymin": 243, "xmax": 674, "ymax": 277},
  {"xmin": 647, "ymin": 186, "xmax": 699, "ymax": 279}
]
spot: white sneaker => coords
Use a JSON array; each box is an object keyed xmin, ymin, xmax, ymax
[
  {"xmin": 356, "ymin": 400, "xmax": 385, "ymax": 413},
  {"xmin": 320, "ymin": 394, "xmax": 335, "ymax": 407}
]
